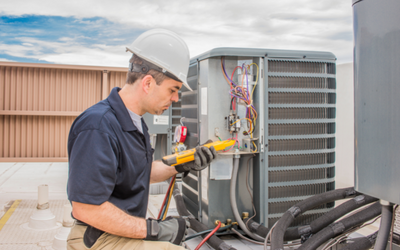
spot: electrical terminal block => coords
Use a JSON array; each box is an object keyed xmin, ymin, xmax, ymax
[{"xmin": 225, "ymin": 113, "xmax": 240, "ymax": 133}]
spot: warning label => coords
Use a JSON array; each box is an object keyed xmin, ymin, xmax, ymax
[{"xmin": 153, "ymin": 115, "xmax": 169, "ymax": 125}]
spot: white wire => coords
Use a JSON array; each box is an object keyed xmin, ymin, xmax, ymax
[{"xmin": 264, "ymin": 221, "xmax": 277, "ymax": 250}]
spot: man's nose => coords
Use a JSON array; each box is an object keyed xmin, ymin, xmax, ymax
[{"xmin": 171, "ymin": 92, "xmax": 179, "ymax": 102}]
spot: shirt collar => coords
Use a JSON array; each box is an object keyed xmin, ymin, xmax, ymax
[{"xmin": 107, "ymin": 87, "xmax": 138, "ymax": 132}]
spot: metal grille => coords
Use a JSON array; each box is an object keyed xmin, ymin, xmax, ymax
[
  {"xmin": 268, "ymin": 153, "xmax": 335, "ymax": 167},
  {"xmin": 269, "ymin": 108, "xmax": 335, "ymax": 120},
  {"xmin": 268, "ymin": 182, "xmax": 335, "ymax": 199},
  {"xmin": 268, "ymin": 123, "xmax": 335, "ymax": 136},
  {"xmin": 268, "ymin": 77, "xmax": 336, "ymax": 89},
  {"xmin": 269, "ymin": 213, "xmax": 325, "ymax": 228},
  {"xmin": 268, "ymin": 167, "xmax": 335, "ymax": 183},
  {"xmin": 269, "ymin": 138, "xmax": 335, "ymax": 151},
  {"xmin": 268, "ymin": 61, "xmax": 336, "ymax": 74},
  {"xmin": 269, "ymin": 201, "xmax": 334, "ymax": 214},
  {"xmin": 268, "ymin": 93, "xmax": 336, "ymax": 104}
]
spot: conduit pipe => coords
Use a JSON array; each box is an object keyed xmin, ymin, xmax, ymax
[
  {"xmin": 172, "ymin": 182, "xmax": 237, "ymax": 250},
  {"xmin": 271, "ymin": 187, "xmax": 358, "ymax": 250},
  {"xmin": 230, "ymin": 156, "xmax": 264, "ymax": 242},
  {"xmin": 339, "ymin": 231, "xmax": 378, "ymax": 250},
  {"xmin": 297, "ymin": 202, "xmax": 382, "ymax": 250},
  {"xmin": 374, "ymin": 201, "xmax": 393, "ymax": 250}
]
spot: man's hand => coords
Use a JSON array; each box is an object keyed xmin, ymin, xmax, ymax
[
  {"xmin": 145, "ymin": 217, "xmax": 189, "ymax": 245},
  {"xmin": 175, "ymin": 145, "xmax": 217, "ymax": 173}
]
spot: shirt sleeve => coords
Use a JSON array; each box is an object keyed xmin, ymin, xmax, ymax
[{"xmin": 67, "ymin": 129, "xmax": 119, "ymax": 205}]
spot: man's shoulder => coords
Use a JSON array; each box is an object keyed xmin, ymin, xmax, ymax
[{"xmin": 70, "ymin": 100, "xmax": 118, "ymax": 136}]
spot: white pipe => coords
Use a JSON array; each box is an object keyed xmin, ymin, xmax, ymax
[
  {"xmin": 62, "ymin": 204, "xmax": 74, "ymax": 227},
  {"xmin": 38, "ymin": 184, "xmax": 49, "ymax": 209},
  {"xmin": 230, "ymin": 156, "xmax": 264, "ymax": 242}
]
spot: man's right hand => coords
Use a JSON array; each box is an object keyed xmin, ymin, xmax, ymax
[{"xmin": 145, "ymin": 217, "xmax": 189, "ymax": 245}]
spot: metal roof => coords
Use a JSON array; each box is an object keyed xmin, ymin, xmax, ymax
[{"xmin": 190, "ymin": 47, "xmax": 336, "ymax": 64}]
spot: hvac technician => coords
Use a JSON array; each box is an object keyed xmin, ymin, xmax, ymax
[{"xmin": 66, "ymin": 29, "xmax": 217, "ymax": 250}]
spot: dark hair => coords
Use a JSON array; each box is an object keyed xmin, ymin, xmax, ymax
[{"xmin": 126, "ymin": 54, "xmax": 169, "ymax": 85}]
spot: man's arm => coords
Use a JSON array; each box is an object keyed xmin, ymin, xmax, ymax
[
  {"xmin": 150, "ymin": 160, "xmax": 178, "ymax": 184},
  {"xmin": 72, "ymin": 201, "xmax": 147, "ymax": 239}
]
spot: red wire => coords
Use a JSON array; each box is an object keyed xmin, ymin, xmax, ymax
[
  {"xmin": 194, "ymin": 221, "xmax": 221, "ymax": 250},
  {"xmin": 157, "ymin": 175, "xmax": 176, "ymax": 219}
]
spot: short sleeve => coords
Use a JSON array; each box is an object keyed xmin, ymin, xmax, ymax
[{"xmin": 67, "ymin": 129, "xmax": 119, "ymax": 205}]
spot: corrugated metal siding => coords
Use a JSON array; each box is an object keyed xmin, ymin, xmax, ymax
[
  {"xmin": 108, "ymin": 71, "xmax": 126, "ymax": 92},
  {"xmin": 0, "ymin": 67, "xmax": 102, "ymax": 112},
  {"xmin": 0, "ymin": 62, "xmax": 127, "ymax": 161},
  {"xmin": 0, "ymin": 116, "xmax": 74, "ymax": 158}
]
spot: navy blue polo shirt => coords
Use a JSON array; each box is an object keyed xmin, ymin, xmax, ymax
[{"xmin": 67, "ymin": 87, "xmax": 154, "ymax": 218}]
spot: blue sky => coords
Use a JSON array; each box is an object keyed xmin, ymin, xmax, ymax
[{"xmin": 0, "ymin": 0, "xmax": 354, "ymax": 66}]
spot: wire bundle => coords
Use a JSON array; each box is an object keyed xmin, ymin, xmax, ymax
[
  {"xmin": 221, "ymin": 57, "xmax": 258, "ymax": 152},
  {"xmin": 157, "ymin": 175, "xmax": 176, "ymax": 220}
]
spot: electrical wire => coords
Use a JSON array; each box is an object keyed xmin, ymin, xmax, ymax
[
  {"xmin": 157, "ymin": 175, "xmax": 175, "ymax": 219},
  {"xmin": 162, "ymin": 176, "xmax": 176, "ymax": 220},
  {"xmin": 184, "ymin": 224, "xmax": 233, "ymax": 242},
  {"xmin": 232, "ymin": 228, "xmax": 264, "ymax": 245},
  {"xmin": 195, "ymin": 221, "xmax": 222, "ymax": 250},
  {"xmin": 158, "ymin": 175, "xmax": 176, "ymax": 220},
  {"xmin": 264, "ymin": 222, "xmax": 277, "ymax": 250}
]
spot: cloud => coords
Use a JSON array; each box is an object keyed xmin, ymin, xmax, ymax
[
  {"xmin": 0, "ymin": 58, "xmax": 14, "ymax": 62},
  {"xmin": 0, "ymin": 0, "xmax": 354, "ymax": 65}
]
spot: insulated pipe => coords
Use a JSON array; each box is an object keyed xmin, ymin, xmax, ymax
[
  {"xmin": 243, "ymin": 218, "xmax": 269, "ymax": 237},
  {"xmin": 230, "ymin": 156, "xmax": 264, "ymax": 242},
  {"xmin": 339, "ymin": 231, "xmax": 378, "ymax": 250},
  {"xmin": 374, "ymin": 201, "xmax": 393, "ymax": 250},
  {"xmin": 245, "ymin": 194, "xmax": 377, "ymax": 241},
  {"xmin": 297, "ymin": 202, "xmax": 382, "ymax": 250},
  {"xmin": 172, "ymin": 182, "xmax": 237, "ymax": 250},
  {"xmin": 271, "ymin": 187, "xmax": 358, "ymax": 250},
  {"xmin": 284, "ymin": 194, "xmax": 378, "ymax": 241}
]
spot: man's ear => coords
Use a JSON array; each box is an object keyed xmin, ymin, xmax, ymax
[{"xmin": 141, "ymin": 75, "xmax": 154, "ymax": 94}]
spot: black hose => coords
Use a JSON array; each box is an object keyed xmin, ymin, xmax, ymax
[
  {"xmin": 284, "ymin": 194, "xmax": 378, "ymax": 241},
  {"xmin": 297, "ymin": 202, "xmax": 382, "ymax": 250},
  {"xmin": 374, "ymin": 203, "xmax": 393, "ymax": 250},
  {"xmin": 339, "ymin": 231, "xmax": 378, "ymax": 250},
  {"xmin": 172, "ymin": 183, "xmax": 237, "ymax": 250},
  {"xmin": 271, "ymin": 187, "xmax": 358, "ymax": 250},
  {"xmin": 243, "ymin": 218, "xmax": 269, "ymax": 237}
]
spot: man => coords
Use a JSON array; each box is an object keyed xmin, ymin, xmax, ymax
[{"xmin": 67, "ymin": 29, "xmax": 217, "ymax": 250}]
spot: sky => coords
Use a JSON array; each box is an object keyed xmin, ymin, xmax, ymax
[{"xmin": 0, "ymin": 0, "xmax": 354, "ymax": 67}]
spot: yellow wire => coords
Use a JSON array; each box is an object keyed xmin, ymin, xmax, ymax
[
  {"xmin": 248, "ymin": 63, "xmax": 259, "ymax": 100},
  {"xmin": 251, "ymin": 141, "xmax": 258, "ymax": 152},
  {"xmin": 163, "ymin": 178, "xmax": 176, "ymax": 220}
]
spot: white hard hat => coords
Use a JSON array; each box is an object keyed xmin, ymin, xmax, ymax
[{"xmin": 126, "ymin": 29, "xmax": 192, "ymax": 91}]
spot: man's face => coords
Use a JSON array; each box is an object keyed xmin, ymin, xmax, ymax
[{"xmin": 146, "ymin": 77, "xmax": 182, "ymax": 115}]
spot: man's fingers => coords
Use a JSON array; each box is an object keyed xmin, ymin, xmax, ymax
[
  {"xmin": 209, "ymin": 146, "xmax": 218, "ymax": 159},
  {"xmin": 201, "ymin": 147, "xmax": 214, "ymax": 163},
  {"xmin": 195, "ymin": 146, "xmax": 207, "ymax": 167},
  {"xmin": 194, "ymin": 146, "xmax": 203, "ymax": 166}
]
